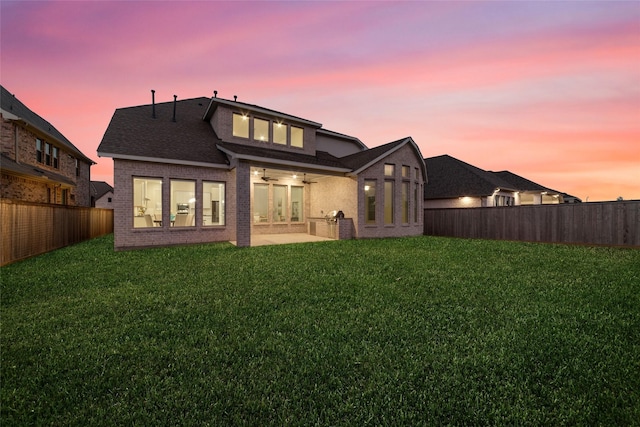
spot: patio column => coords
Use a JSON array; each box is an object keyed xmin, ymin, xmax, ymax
[{"xmin": 235, "ymin": 161, "xmax": 251, "ymax": 247}]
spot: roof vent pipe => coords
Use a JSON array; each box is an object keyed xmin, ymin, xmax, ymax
[
  {"xmin": 151, "ymin": 89, "xmax": 156, "ymax": 119},
  {"xmin": 234, "ymin": 95, "xmax": 237, "ymax": 102},
  {"xmin": 214, "ymin": 90, "xmax": 217, "ymax": 98},
  {"xmin": 172, "ymin": 95, "xmax": 177, "ymax": 122}
]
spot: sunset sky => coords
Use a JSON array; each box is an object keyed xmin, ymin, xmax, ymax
[{"xmin": 2, "ymin": 1, "xmax": 639, "ymax": 201}]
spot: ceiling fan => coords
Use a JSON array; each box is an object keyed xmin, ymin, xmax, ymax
[
  {"xmin": 302, "ymin": 173, "xmax": 317, "ymax": 184},
  {"xmin": 261, "ymin": 168, "xmax": 278, "ymax": 182}
]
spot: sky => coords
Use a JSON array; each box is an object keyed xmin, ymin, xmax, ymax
[{"xmin": 1, "ymin": 0, "xmax": 639, "ymax": 202}]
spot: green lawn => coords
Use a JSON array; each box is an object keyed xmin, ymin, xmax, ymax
[{"xmin": 2, "ymin": 235, "xmax": 639, "ymax": 425}]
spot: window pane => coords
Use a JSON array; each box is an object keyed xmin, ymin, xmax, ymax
[
  {"xmin": 384, "ymin": 164, "xmax": 394, "ymax": 177},
  {"xmin": 402, "ymin": 165, "xmax": 410, "ymax": 178},
  {"xmin": 254, "ymin": 184, "xmax": 268, "ymax": 223},
  {"xmin": 273, "ymin": 185, "xmax": 287, "ymax": 222},
  {"xmin": 171, "ymin": 180, "xmax": 195, "ymax": 227},
  {"xmin": 414, "ymin": 184, "xmax": 419, "ymax": 223},
  {"xmin": 365, "ymin": 180, "xmax": 376, "ymax": 224},
  {"xmin": 232, "ymin": 113, "xmax": 249, "ymax": 138},
  {"xmin": 273, "ymin": 122, "xmax": 287, "ymax": 144},
  {"xmin": 384, "ymin": 181, "xmax": 394, "ymax": 224},
  {"xmin": 291, "ymin": 126, "xmax": 303, "ymax": 148},
  {"xmin": 291, "ymin": 186, "xmax": 303, "ymax": 222},
  {"xmin": 402, "ymin": 182, "xmax": 409, "ymax": 224},
  {"xmin": 203, "ymin": 181, "xmax": 225, "ymax": 226},
  {"xmin": 45, "ymin": 143, "xmax": 51, "ymax": 166},
  {"xmin": 254, "ymin": 118, "xmax": 269, "ymax": 142},
  {"xmin": 53, "ymin": 147, "xmax": 59, "ymax": 169},
  {"xmin": 36, "ymin": 139, "xmax": 43, "ymax": 163},
  {"xmin": 133, "ymin": 178, "xmax": 163, "ymax": 228}
]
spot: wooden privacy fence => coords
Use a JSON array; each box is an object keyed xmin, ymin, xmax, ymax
[
  {"xmin": 1, "ymin": 199, "xmax": 114, "ymax": 266},
  {"xmin": 424, "ymin": 200, "xmax": 640, "ymax": 247}
]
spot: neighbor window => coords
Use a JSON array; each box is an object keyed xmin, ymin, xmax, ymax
[
  {"xmin": 45, "ymin": 142, "xmax": 51, "ymax": 166},
  {"xmin": 254, "ymin": 184, "xmax": 269, "ymax": 223},
  {"xmin": 384, "ymin": 164, "xmax": 394, "ymax": 177},
  {"xmin": 273, "ymin": 122, "xmax": 287, "ymax": 145},
  {"xmin": 75, "ymin": 158, "xmax": 80, "ymax": 176},
  {"xmin": 291, "ymin": 126, "xmax": 303, "ymax": 148},
  {"xmin": 384, "ymin": 181, "xmax": 394, "ymax": 224},
  {"xmin": 171, "ymin": 180, "xmax": 195, "ymax": 227},
  {"xmin": 273, "ymin": 185, "xmax": 288, "ymax": 222},
  {"xmin": 133, "ymin": 177, "xmax": 163, "ymax": 228},
  {"xmin": 365, "ymin": 180, "xmax": 376, "ymax": 224},
  {"xmin": 402, "ymin": 182, "xmax": 409, "ymax": 224},
  {"xmin": 232, "ymin": 113, "xmax": 249, "ymax": 138},
  {"xmin": 414, "ymin": 183, "xmax": 419, "ymax": 223},
  {"xmin": 203, "ymin": 181, "xmax": 225, "ymax": 226},
  {"xmin": 53, "ymin": 147, "xmax": 59, "ymax": 169},
  {"xmin": 36, "ymin": 139, "xmax": 43, "ymax": 163},
  {"xmin": 291, "ymin": 186, "xmax": 303, "ymax": 222},
  {"xmin": 254, "ymin": 118, "xmax": 269, "ymax": 142}
]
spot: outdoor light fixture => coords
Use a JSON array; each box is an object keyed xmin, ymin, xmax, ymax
[
  {"xmin": 364, "ymin": 185, "xmax": 370, "ymax": 191},
  {"xmin": 292, "ymin": 174, "xmax": 297, "ymax": 179}
]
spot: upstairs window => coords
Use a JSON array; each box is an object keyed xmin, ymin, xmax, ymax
[
  {"xmin": 273, "ymin": 122, "xmax": 287, "ymax": 145},
  {"xmin": 44, "ymin": 142, "xmax": 51, "ymax": 166},
  {"xmin": 291, "ymin": 126, "xmax": 303, "ymax": 148},
  {"xmin": 232, "ymin": 113, "xmax": 249, "ymax": 138},
  {"xmin": 254, "ymin": 118, "xmax": 269, "ymax": 142},
  {"xmin": 36, "ymin": 139, "xmax": 43, "ymax": 163},
  {"xmin": 53, "ymin": 147, "xmax": 59, "ymax": 169}
]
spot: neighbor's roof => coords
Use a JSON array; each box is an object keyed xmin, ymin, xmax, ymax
[
  {"xmin": 491, "ymin": 170, "xmax": 560, "ymax": 195},
  {"xmin": 424, "ymin": 155, "xmax": 516, "ymax": 199},
  {"xmin": 98, "ymin": 97, "xmax": 230, "ymax": 167},
  {"xmin": 0, "ymin": 85, "xmax": 94, "ymax": 164},
  {"xmin": 0, "ymin": 153, "xmax": 75, "ymax": 186},
  {"xmin": 90, "ymin": 181, "xmax": 114, "ymax": 199}
]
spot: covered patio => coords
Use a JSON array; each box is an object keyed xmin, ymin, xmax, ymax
[{"xmin": 231, "ymin": 233, "xmax": 334, "ymax": 247}]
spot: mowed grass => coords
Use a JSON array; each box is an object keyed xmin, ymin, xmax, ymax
[{"xmin": 1, "ymin": 235, "xmax": 639, "ymax": 426}]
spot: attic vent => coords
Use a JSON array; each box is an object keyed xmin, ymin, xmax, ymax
[
  {"xmin": 172, "ymin": 95, "xmax": 177, "ymax": 122},
  {"xmin": 151, "ymin": 89, "xmax": 156, "ymax": 119}
]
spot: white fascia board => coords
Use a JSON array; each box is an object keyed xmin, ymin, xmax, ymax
[{"xmin": 97, "ymin": 152, "xmax": 230, "ymax": 169}]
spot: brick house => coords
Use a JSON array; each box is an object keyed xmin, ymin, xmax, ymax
[
  {"xmin": 424, "ymin": 154, "xmax": 577, "ymax": 208},
  {"xmin": 90, "ymin": 181, "xmax": 114, "ymax": 209},
  {"xmin": 1, "ymin": 85, "xmax": 94, "ymax": 206},
  {"xmin": 97, "ymin": 92, "xmax": 426, "ymax": 249}
]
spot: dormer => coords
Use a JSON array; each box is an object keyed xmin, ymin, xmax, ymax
[{"xmin": 204, "ymin": 96, "xmax": 321, "ymax": 156}]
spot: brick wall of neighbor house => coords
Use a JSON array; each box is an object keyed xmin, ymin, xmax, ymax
[
  {"xmin": 113, "ymin": 159, "xmax": 236, "ymax": 250},
  {"xmin": 357, "ymin": 143, "xmax": 424, "ymax": 239},
  {"xmin": 425, "ymin": 197, "xmax": 484, "ymax": 209},
  {"xmin": 95, "ymin": 192, "xmax": 114, "ymax": 209},
  {"xmin": 1, "ymin": 117, "xmax": 92, "ymax": 206}
]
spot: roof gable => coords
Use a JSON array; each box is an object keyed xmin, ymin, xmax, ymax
[
  {"xmin": 90, "ymin": 181, "xmax": 114, "ymax": 199},
  {"xmin": 341, "ymin": 137, "xmax": 426, "ymax": 179}
]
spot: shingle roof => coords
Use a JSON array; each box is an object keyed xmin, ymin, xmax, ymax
[
  {"xmin": 0, "ymin": 153, "xmax": 75, "ymax": 186},
  {"xmin": 424, "ymin": 155, "xmax": 516, "ymax": 199},
  {"xmin": 0, "ymin": 85, "xmax": 94, "ymax": 164},
  {"xmin": 90, "ymin": 181, "xmax": 113, "ymax": 199},
  {"xmin": 491, "ymin": 170, "xmax": 557, "ymax": 194},
  {"xmin": 216, "ymin": 141, "xmax": 349, "ymax": 171},
  {"xmin": 98, "ymin": 97, "xmax": 229, "ymax": 166}
]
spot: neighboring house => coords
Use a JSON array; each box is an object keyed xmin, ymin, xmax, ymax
[
  {"xmin": 91, "ymin": 181, "xmax": 114, "ymax": 209},
  {"xmin": 424, "ymin": 155, "xmax": 519, "ymax": 208},
  {"xmin": 424, "ymin": 154, "xmax": 578, "ymax": 208},
  {"xmin": 491, "ymin": 170, "xmax": 568, "ymax": 205},
  {"xmin": 97, "ymin": 92, "xmax": 426, "ymax": 249},
  {"xmin": 1, "ymin": 85, "xmax": 94, "ymax": 206}
]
